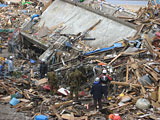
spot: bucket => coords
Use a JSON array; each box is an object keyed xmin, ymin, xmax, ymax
[
  {"xmin": 35, "ymin": 115, "xmax": 48, "ymax": 120},
  {"xmin": 9, "ymin": 97, "xmax": 20, "ymax": 106}
]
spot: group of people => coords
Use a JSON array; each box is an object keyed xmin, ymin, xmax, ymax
[
  {"xmin": 91, "ymin": 69, "xmax": 112, "ymax": 110},
  {"xmin": 39, "ymin": 58, "xmax": 113, "ymax": 111}
]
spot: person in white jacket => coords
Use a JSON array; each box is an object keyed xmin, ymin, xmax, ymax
[{"xmin": 6, "ymin": 56, "xmax": 14, "ymax": 76}]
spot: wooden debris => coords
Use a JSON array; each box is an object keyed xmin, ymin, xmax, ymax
[
  {"xmin": 54, "ymin": 100, "xmax": 73, "ymax": 108},
  {"xmin": 111, "ymin": 81, "xmax": 154, "ymax": 89},
  {"xmin": 126, "ymin": 60, "xmax": 129, "ymax": 83},
  {"xmin": 108, "ymin": 52, "xmax": 123, "ymax": 65},
  {"xmin": 37, "ymin": 78, "xmax": 48, "ymax": 86},
  {"xmin": 52, "ymin": 106, "xmax": 62, "ymax": 120},
  {"xmin": 158, "ymin": 86, "xmax": 160, "ymax": 103}
]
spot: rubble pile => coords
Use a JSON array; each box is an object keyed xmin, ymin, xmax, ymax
[
  {"xmin": 0, "ymin": 0, "xmax": 160, "ymax": 120},
  {"xmin": 0, "ymin": 1, "xmax": 41, "ymax": 29}
]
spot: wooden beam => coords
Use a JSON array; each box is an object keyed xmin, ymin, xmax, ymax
[
  {"xmin": 110, "ymin": 102, "xmax": 133, "ymax": 110},
  {"xmin": 52, "ymin": 106, "xmax": 62, "ymax": 120},
  {"xmin": 54, "ymin": 100, "xmax": 73, "ymax": 108},
  {"xmin": 144, "ymin": 34, "xmax": 156, "ymax": 58},
  {"xmin": 133, "ymin": 24, "xmax": 144, "ymax": 39},
  {"xmin": 158, "ymin": 85, "xmax": 160, "ymax": 103},
  {"xmin": 108, "ymin": 52, "xmax": 123, "ymax": 65},
  {"xmin": 126, "ymin": 60, "xmax": 129, "ymax": 83},
  {"xmin": 111, "ymin": 81, "xmax": 154, "ymax": 89},
  {"xmin": 42, "ymin": 0, "xmax": 53, "ymax": 12}
]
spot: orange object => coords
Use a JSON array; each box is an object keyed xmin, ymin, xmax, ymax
[
  {"xmin": 98, "ymin": 62, "xmax": 105, "ymax": 66},
  {"xmin": 113, "ymin": 114, "xmax": 122, "ymax": 120},
  {"xmin": 108, "ymin": 114, "xmax": 114, "ymax": 119}
]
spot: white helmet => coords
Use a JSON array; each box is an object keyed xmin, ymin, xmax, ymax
[
  {"xmin": 95, "ymin": 77, "xmax": 100, "ymax": 82},
  {"xmin": 9, "ymin": 56, "xmax": 13, "ymax": 59},
  {"xmin": 41, "ymin": 59, "xmax": 45, "ymax": 62},
  {"xmin": 102, "ymin": 69, "xmax": 107, "ymax": 74}
]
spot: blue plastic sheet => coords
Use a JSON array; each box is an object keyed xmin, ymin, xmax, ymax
[
  {"xmin": 0, "ymin": 4, "xmax": 8, "ymax": 7},
  {"xmin": 30, "ymin": 14, "xmax": 39, "ymax": 21},
  {"xmin": 65, "ymin": 41, "xmax": 72, "ymax": 48},
  {"xmin": 30, "ymin": 59, "xmax": 36, "ymax": 64},
  {"xmin": 84, "ymin": 43, "xmax": 122, "ymax": 56}
]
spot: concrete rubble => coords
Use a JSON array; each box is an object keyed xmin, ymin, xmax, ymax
[{"xmin": 0, "ymin": 0, "xmax": 160, "ymax": 120}]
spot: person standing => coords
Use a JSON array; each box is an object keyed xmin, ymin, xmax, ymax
[
  {"xmin": 0, "ymin": 62, "xmax": 3, "ymax": 77},
  {"xmin": 48, "ymin": 71, "xmax": 58, "ymax": 95},
  {"xmin": 91, "ymin": 77, "xmax": 102, "ymax": 110},
  {"xmin": 99, "ymin": 69, "xmax": 112, "ymax": 101},
  {"xmin": 6, "ymin": 56, "xmax": 14, "ymax": 76},
  {"xmin": 0, "ymin": 37, "xmax": 2, "ymax": 53},
  {"xmin": 39, "ymin": 59, "xmax": 48, "ymax": 79},
  {"xmin": 68, "ymin": 68, "xmax": 86, "ymax": 100}
]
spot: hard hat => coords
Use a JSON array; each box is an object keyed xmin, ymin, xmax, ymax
[
  {"xmin": 95, "ymin": 77, "xmax": 100, "ymax": 82},
  {"xmin": 41, "ymin": 59, "xmax": 45, "ymax": 62},
  {"xmin": 9, "ymin": 56, "xmax": 13, "ymax": 59},
  {"xmin": 102, "ymin": 69, "xmax": 107, "ymax": 74}
]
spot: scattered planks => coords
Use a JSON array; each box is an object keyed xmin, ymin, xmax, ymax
[
  {"xmin": 54, "ymin": 100, "xmax": 73, "ymax": 108},
  {"xmin": 111, "ymin": 81, "xmax": 154, "ymax": 89},
  {"xmin": 61, "ymin": 114, "xmax": 88, "ymax": 120}
]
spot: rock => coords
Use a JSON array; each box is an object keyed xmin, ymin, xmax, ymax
[{"xmin": 136, "ymin": 98, "xmax": 150, "ymax": 110}]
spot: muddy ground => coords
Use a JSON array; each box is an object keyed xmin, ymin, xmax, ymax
[{"xmin": 0, "ymin": 104, "xmax": 31, "ymax": 120}]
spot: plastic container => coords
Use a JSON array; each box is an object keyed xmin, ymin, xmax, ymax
[
  {"xmin": 9, "ymin": 98, "xmax": 20, "ymax": 106},
  {"xmin": 108, "ymin": 114, "xmax": 114, "ymax": 120},
  {"xmin": 113, "ymin": 114, "xmax": 122, "ymax": 120},
  {"xmin": 35, "ymin": 115, "xmax": 48, "ymax": 120}
]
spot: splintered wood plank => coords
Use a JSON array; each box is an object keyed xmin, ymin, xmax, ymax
[
  {"xmin": 130, "ymin": 57, "xmax": 141, "ymax": 82},
  {"xmin": 54, "ymin": 100, "xmax": 73, "ymax": 108},
  {"xmin": 126, "ymin": 60, "xmax": 129, "ymax": 83},
  {"xmin": 52, "ymin": 106, "xmax": 62, "ymax": 120},
  {"xmin": 144, "ymin": 67, "xmax": 159, "ymax": 82},
  {"xmin": 141, "ymin": 85, "xmax": 146, "ymax": 94},
  {"xmin": 108, "ymin": 52, "xmax": 123, "ymax": 65},
  {"xmin": 133, "ymin": 24, "xmax": 144, "ymax": 39},
  {"xmin": 111, "ymin": 81, "xmax": 154, "ymax": 89},
  {"xmin": 158, "ymin": 86, "xmax": 160, "ymax": 103},
  {"xmin": 13, "ymin": 102, "xmax": 26, "ymax": 109},
  {"xmin": 144, "ymin": 34, "xmax": 156, "ymax": 59},
  {"xmin": 37, "ymin": 78, "xmax": 48, "ymax": 86}
]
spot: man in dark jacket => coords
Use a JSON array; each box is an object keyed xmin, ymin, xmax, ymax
[
  {"xmin": 99, "ymin": 69, "xmax": 112, "ymax": 101},
  {"xmin": 91, "ymin": 77, "xmax": 102, "ymax": 110},
  {"xmin": 40, "ymin": 59, "xmax": 48, "ymax": 79}
]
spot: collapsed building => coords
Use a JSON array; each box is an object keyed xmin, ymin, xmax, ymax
[{"xmin": 0, "ymin": 0, "xmax": 160, "ymax": 119}]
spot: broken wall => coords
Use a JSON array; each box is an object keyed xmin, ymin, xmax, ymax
[{"xmin": 38, "ymin": 0, "xmax": 136, "ymax": 48}]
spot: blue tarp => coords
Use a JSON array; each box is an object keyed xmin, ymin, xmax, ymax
[
  {"xmin": 30, "ymin": 59, "xmax": 36, "ymax": 64},
  {"xmin": 0, "ymin": 4, "xmax": 8, "ymax": 7},
  {"xmin": 30, "ymin": 14, "xmax": 39, "ymax": 21},
  {"xmin": 0, "ymin": 65, "xmax": 3, "ymax": 72},
  {"xmin": 83, "ymin": 43, "xmax": 122, "ymax": 56}
]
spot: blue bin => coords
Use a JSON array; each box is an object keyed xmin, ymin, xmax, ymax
[
  {"xmin": 35, "ymin": 115, "xmax": 48, "ymax": 120},
  {"xmin": 9, "ymin": 97, "xmax": 20, "ymax": 106}
]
